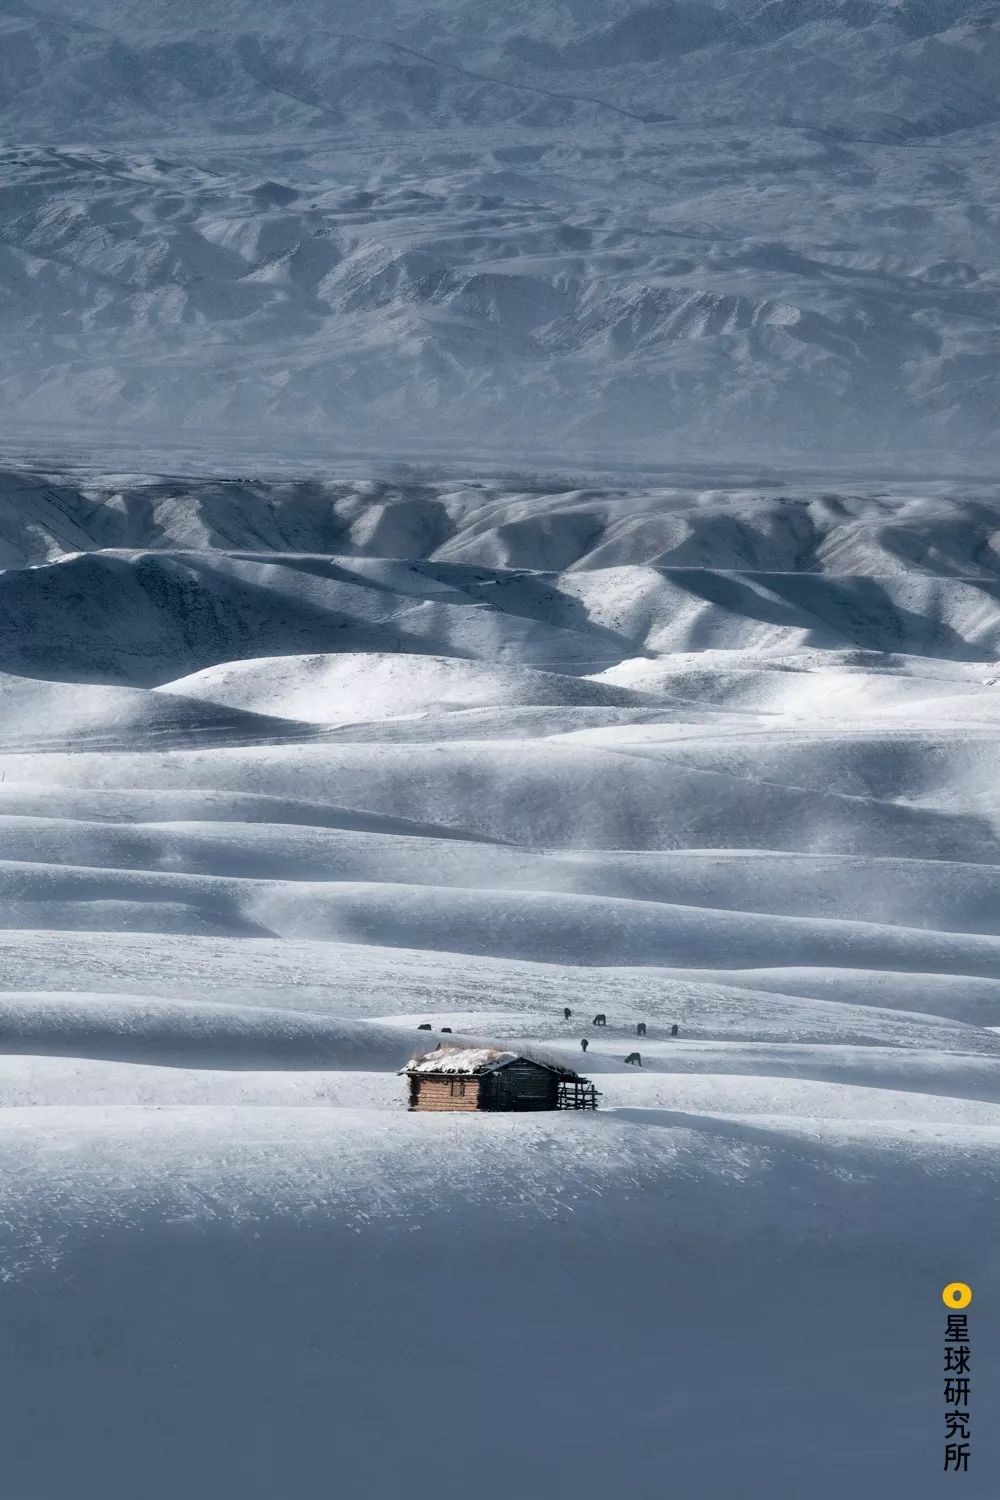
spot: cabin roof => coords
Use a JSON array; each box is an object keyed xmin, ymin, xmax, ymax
[{"xmin": 403, "ymin": 1046, "xmax": 579, "ymax": 1078}]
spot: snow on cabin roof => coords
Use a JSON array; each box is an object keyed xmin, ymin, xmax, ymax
[{"xmin": 403, "ymin": 1046, "xmax": 575, "ymax": 1077}]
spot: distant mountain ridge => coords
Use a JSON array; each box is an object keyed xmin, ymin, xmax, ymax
[
  {"xmin": 0, "ymin": 0, "xmax": 997, "ymax": 460},
  {"xmin": 3, "ymin": 1, "xmax": 998, "ymax": 138}
]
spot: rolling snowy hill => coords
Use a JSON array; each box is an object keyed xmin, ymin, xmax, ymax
[{"xmin": 0, "ymin": 465, "xmax": 999, "ymax": 1496}]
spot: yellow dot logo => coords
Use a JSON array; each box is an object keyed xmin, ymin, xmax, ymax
[{"xmin": 942, "ymin": 1282, "xmax": 973, "ymax": 1309}]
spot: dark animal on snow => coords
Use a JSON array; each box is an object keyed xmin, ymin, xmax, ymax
[
  {"xmin": 624, "ymin": 1052, "xmax": 641, "ymax": 1066},
  {"xmin": 441, "ymin": 1027, "xmax": 452, "ymax": 1033},
  {"xmin": 593, "ymin": 1013, "xmax": 607, "ymax": 1026},
  {"xmin": 563, "ymin": 1007, "xmax": 572, "ymax": 1020},
  {"xmin": 637, "ymin": 1022, "xmax": 646, "ymax": 1037},
  {"xmin": 670, "ymin": 1024, "xmax": 679, "ymax": 1037},
  {"xmin": 417, "ymin": 1023, "xmax": 432, "ymax": 1030},
  {"xmin": 580, "ymin": 1038, "xmax": 589, "ymax": 1052}
]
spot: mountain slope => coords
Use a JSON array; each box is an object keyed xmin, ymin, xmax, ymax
[{"xmin": 0, "ymin": 1, "xmax": 997, "ymax": 459}]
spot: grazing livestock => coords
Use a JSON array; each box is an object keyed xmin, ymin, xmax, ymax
[
  {"xmin": 637, "ymin": 1022, "xmax": 646, "ymax": 1037},
  {"xmin": 417, "ymin": 1023, "xmax": 432, "ymax": 1030},
  {"xmin": 441, "ymin": 1027, "xmax": 453, "ymax": 1033},
  {"xmin": 593, "ymin": 1014, "xmax": 607, "ymax": 1026},
  {"xmin": 624, "ymin": 1052, "xmax": 642, "ymax": 1066},
  {"xmin": 670, "ymin": 1024, "xmax": 679, "ymax": 1037},
  {"xmin": 580, "ymin": 1038, "xmax": 589, "ymax": 1053},
  {"xmin": 563, "ymin": 1007, "xmax": 572, "ymax": 1020}
]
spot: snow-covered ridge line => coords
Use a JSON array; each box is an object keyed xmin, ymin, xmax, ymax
[{"xmin": 4, "ymin": 471, "xmax": 1000, "ymax": 573}]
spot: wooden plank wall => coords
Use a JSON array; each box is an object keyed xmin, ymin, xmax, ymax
[
  {"xmin": 485, "ymin": 1064, "xmax": 559, "ymax": 1111},
  {"xmin": 413, "ymin": 1077, "xmax": 481, "ymax": 1112},
  {"xmin": 411, "ymin": 1066, "xmax": 565, "ymax": 1111}
]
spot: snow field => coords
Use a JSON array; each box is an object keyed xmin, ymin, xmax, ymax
[{"xmin": 1, "ymin": 476, "xmax": 999, "ymax": 1495}]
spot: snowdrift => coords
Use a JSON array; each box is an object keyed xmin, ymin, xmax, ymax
[
  {"xmin": 1, "ymin": 1108, "xmax": 998, "ymax": 1498},
  {"xmin": 164, "ymin": 650, "xmax": 650, "ymax": 722},
  {"xmin": 0, "ymin": 992, "xmax": 414, "ymax": 1070}
]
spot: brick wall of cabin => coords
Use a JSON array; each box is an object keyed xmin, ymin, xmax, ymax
[{"xmin": 412, "ymin": 1076, "xmax": 481, "ymax": 1111}]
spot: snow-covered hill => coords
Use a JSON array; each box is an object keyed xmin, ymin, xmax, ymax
[
  {"xmin": 1, "ymin": 467, "xmax": 999, "ymax": 1495},
  {"xmin": 0, "ymin": 1, "xmax": 998, "ymax": 460}
]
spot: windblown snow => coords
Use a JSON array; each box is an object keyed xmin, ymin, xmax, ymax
[{"xmin": 0, "ymin": 468, "xmax": 998, "ymax": 1496}]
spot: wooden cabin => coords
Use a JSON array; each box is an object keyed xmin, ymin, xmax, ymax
[{"xmin": 403, "ymin": 1046, "xmax": 599, "ymax": 1113}]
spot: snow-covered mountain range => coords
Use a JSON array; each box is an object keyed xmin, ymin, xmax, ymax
[{"xmin": 1, "ymin": 0, "xmax": 998, "ymax": 459}]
